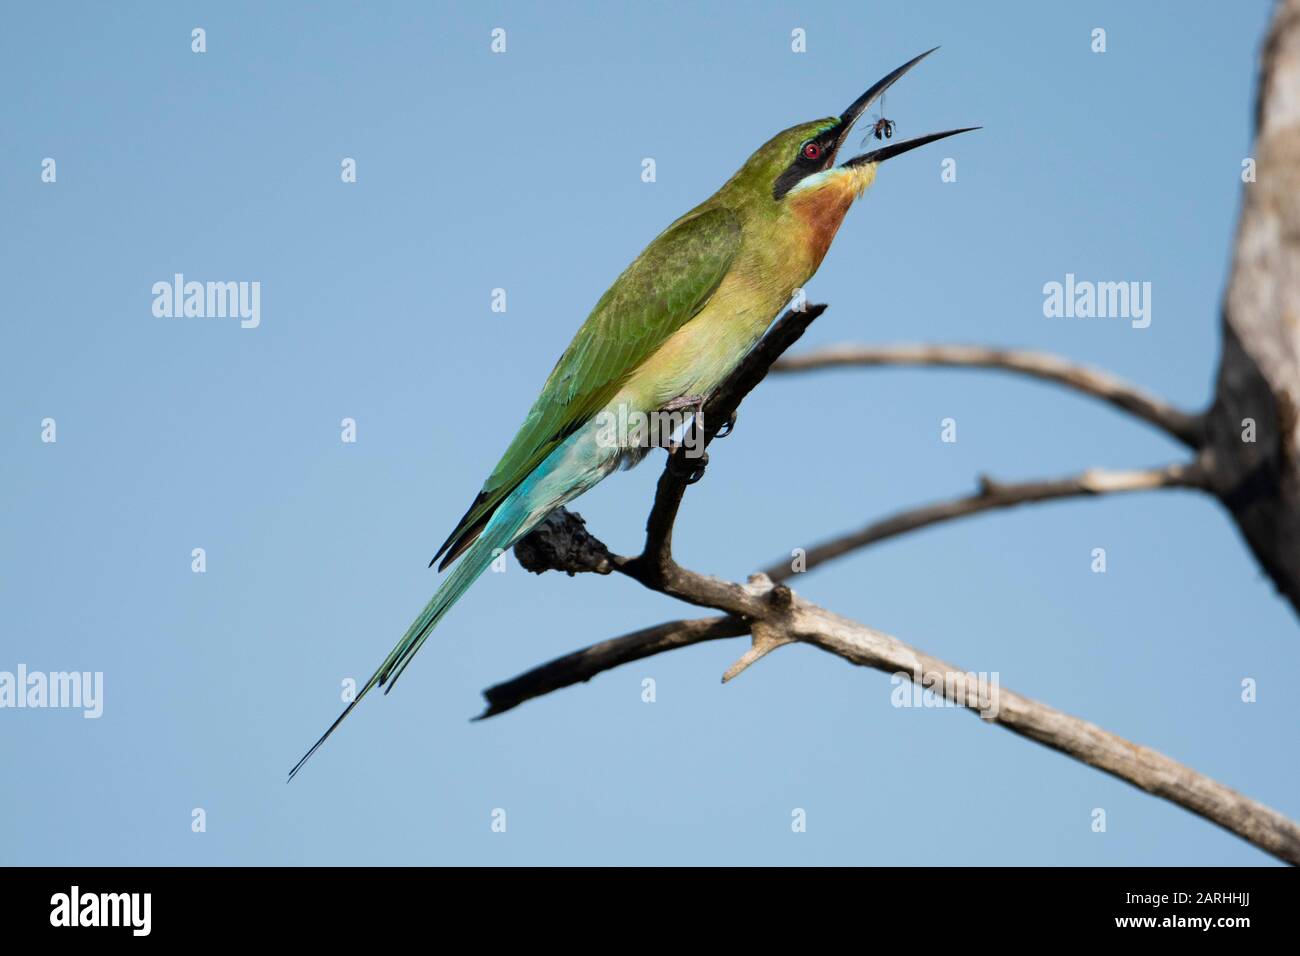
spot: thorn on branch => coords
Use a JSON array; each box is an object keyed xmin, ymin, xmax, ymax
[
  {"xmin": 720, "ymin": 574, "xmax": 798, "ymax": 682},
  {"xmin": 721, "ymin": 621, "xmax": 797, "ymax": 683}
]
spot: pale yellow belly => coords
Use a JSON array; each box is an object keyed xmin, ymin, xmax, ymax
[{"xmin": 612, "ymin": 273, "xmax": 795, "ymax": 414}]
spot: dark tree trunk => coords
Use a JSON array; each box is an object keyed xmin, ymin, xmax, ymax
[{"xmin": 1205, "ymin": 0, "xmax": 1300, "ymax": 614}]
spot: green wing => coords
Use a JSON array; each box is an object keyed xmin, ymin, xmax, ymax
[{"xmin": 433, "ymin": 205, "xmax": 741, "ymax": 569}]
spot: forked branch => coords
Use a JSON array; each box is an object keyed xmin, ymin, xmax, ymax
[
  {"xmin": 498, "ymin": 1, "xmax": 1300, "ymax": 854},
  {"xmin": 485, "ymin": 562, "xmax": 1300, "ymax": 864},
  {"xmin": 499, "ymin": 299, "xmax": 1298, "ymax": 864}
]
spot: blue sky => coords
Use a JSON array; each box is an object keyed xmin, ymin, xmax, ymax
[{"xmin": 2, "ymin": 0, "xmax": 1294, "ymax": 865}]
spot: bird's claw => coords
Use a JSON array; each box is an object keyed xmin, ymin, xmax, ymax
[
  {"xmin": 662, "ymin": 394, "xmax": 706, "ymax": 413},
  {"xmin": 714, "ymin": 411, "xmax": 737, "ymax": 439},
  {"xmin": 668, "ymin": 449, "xmax": 709, "ymax": 484}
]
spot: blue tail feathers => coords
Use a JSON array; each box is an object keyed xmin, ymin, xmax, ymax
[
  {"xmin": 287, "ymin": 426, "xmax": 619, "ymax": 781},
  {"xmin": 287, "ymin": 500, "xmax": 533, "ymax": 781}
]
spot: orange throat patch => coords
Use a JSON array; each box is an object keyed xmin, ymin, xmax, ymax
[{"xmin": 788, "ymin": 164, "xmax": 875, "ymax": 267}]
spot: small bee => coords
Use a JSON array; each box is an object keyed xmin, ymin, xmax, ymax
[{"xmin": 862, "ymin": 92, "xmax": 897, "ymax": 144}]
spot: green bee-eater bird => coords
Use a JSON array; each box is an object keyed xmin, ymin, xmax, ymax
[{"xmin": 291, "ymin": 48, "xmax": 975, "ymax": 778}]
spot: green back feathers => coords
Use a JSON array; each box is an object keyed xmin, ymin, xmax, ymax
[
  {"xmin": 433, "ymin": 119, "xmax": 838, "ymax": 569},
  {"xmin": 432, "ymin": 205, "xmax": 742, "ymax": 568}
]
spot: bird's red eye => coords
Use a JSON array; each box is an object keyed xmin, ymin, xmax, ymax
[{"xmin": 802, "ymin": 142, "xmax": 821, "ymax": 160}]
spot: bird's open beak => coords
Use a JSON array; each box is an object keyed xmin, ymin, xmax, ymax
[{"xmin": 835, "ymin": 47, "xmax": 979, "ymax": 168}]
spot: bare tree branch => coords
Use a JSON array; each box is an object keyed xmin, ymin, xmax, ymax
[
  {"xmin": 491, "ymin": 11, "xmax": 1300, "ymax": 863},
  {"xmin": 772, "ymin": 343, "xmax": 1203, "ymax": 446},
  {"xmin": 757, "ymin": 1, "xmax": 1300, "ymax": 615},
  {"xmin": 786, "ymin": 591, "xmax": 1300, "ymax": 866},
  {"xmin": 478, "ymin": 615, "xmax": 747, "ymax": 719},
  {"xmin": 627, "ymin": 302, "xmax": 828, "ymax": 578},
  {"xmin": 761, "ymin": 460, "xmax": 1210, "ymax": 583},
  {"xmin": 608, "ymin": 303, "xmax": 831, "ymax": 618},
  {"xmin": 481, "ymin": 571, "xmax": 1300, "ymax": 864},
  {"xmin": 500, "ymin": 282, "xmax": 1298, "ymax": 864}
]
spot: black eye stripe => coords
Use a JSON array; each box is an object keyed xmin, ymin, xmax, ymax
[{"xmin": 774, "ymin": 129, "xmax": 840, "ymax": 200}]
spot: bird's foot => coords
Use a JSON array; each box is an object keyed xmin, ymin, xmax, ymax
[
  {"xmin": 658, "ymin": 393, "xmax": 708, "ymax": 461},
  {"xmin": 662, "ymin": 394, "xmax": 707, "ymax": 436},
  {"xmin": 714, "ymin": 410, "xmax": 737, "ymax": 439},
  {"xmin": 661, "ymin": 393, "xmax": 706, "ymax": 413},
  {"xmin": 667, "ymin": 448, "xmax": 709, "ymax": 484},
  {"xmin": 661, "ymin": 396, "xmax": 733, "ymax": 439}
]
